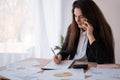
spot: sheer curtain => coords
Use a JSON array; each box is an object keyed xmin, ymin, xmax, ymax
[
  {"xmin": 0, "ymin": 0, "xmax": 61, "ymax": 66},
  {"xmin": 38, "ymin": 0, "xmax": 61, "ymax": 58}
]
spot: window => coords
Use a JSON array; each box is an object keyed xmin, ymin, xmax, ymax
[{"xmin": 0, "ymin": 0, "xmax": 34, "ymax": 53}]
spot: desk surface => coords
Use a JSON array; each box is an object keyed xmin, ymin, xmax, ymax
[{"xmin": 0, "ymin": 58, "xmax": 120, "ymax": 79}]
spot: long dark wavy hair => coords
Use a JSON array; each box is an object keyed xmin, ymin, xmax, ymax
[{"xmin": 66, "ymin": 0, "xmax": 115, "ymax": 63}]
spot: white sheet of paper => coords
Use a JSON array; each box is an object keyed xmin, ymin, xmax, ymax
[
  {"xmin": 40, "ymin": 69, "xmax": 85, "ymax": 80},
  {"xmin": 0, "ymin": 71, "xmax": 43, "ymax": 80},
  {"xmin": 42, "ymin": 60, "xmax": 74, "ymax": 70},
  {"xmin": 6, "ymin": 60, "xmax": 40, "ymax": 71},
  {"xmin": 86, "ymin": 76, "xmax": 120, "ymax": 80},
  {"xmin": 85, "ymin": 67, "xmax": 120, "ymax": 80},
  {"xmin": 0, "ymin": 60, "xmax": 42, "ymax": 80}
]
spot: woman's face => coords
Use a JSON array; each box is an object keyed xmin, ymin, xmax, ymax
[{"xmin": 74, "ymin": 8, "xmax": 87, "ymax": 30}]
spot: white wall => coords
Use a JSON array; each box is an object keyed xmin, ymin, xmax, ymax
[
  {"xmin": 61, "ymin": 0, "xmax": 75, "ymax": 37},
  {"xmin": 94, "ymin": 0, "xmax": 120, "ymax": 63},
  {"xmin": 61, "ymin": 0, "xmax": 120, "ymax": 63}
]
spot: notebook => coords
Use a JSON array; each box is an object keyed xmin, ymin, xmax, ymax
[{"xmin": 41, "ymin": 60, "xmax": 74, "ymax": 70}]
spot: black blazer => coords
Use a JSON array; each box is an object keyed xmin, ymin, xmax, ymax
[{"xmin": 58, "ymin": 26, "xmax": 115, "ymax": 64}]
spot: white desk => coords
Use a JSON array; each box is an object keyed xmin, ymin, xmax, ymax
[{"xmin": 0, "ymin": 58, "xmax": 120, "ymax": 80}]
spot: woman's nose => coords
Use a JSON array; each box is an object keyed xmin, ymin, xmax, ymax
[{"xmin": 77, "ymin": 17, "xmax": 81, "ymax": 24}]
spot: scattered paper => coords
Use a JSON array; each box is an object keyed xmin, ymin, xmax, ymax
[
  {"xmin": 85, "ymin": 67, "xmax": 120, "ymax": 80},
  {"xmin": 86, "ymin": 76, "xmax": 120, "ymax": 80},
  {"xmin": 40, "ymin": 69, "xmax": 85, "ymax": 80},
  {"xmin": 0, "ymin": 60, "xmax": 42, "ymax": 80}
]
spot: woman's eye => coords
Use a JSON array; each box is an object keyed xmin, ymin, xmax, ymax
[{"xmin": 80, "ymin": 16, "xmax": 84, "ymax": 19}]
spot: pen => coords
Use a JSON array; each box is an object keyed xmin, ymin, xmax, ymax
[{"xmin": 51, "ymin": 48, "xmax": 56, "ymax": 55}]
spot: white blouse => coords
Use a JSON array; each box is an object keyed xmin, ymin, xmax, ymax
[{"xmin": 74, "ymin": 30, "xmax": 88, "ymax": 61}]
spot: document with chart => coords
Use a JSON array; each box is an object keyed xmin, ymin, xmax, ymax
[
  {"xmin": 40, "ymin": 69, "xmax": 85, "ymax": 80},
  {"xmin": 85, "ymin": 67, "xmax": 120, "ymax": 80}
]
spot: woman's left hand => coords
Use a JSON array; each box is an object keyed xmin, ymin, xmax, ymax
[{"xmin": 82, "ymin": 20, "xmax": 96, "ymax": 44}]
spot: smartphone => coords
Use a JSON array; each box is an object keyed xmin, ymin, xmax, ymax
[{"xmin": 73, "ymin": 64, "xmax": 88, "ymax": 69}]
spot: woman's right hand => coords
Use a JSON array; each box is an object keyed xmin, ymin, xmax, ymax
[{"xmin": 53, "ymin": 54, "xmax": 62, "ymax": 64}]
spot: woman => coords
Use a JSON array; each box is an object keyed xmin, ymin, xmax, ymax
[{"xmin": 53, "ymin": 0, "xmax": 115, "ymax": 64}]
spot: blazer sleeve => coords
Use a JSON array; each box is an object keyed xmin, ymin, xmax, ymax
[
  {"xmin": 88, "ymin": 40, "xmax": 107, "ymax": 64},
  {"xmin": 58, "ymin": 26, "xmax": 71, "ymax": 60}
]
